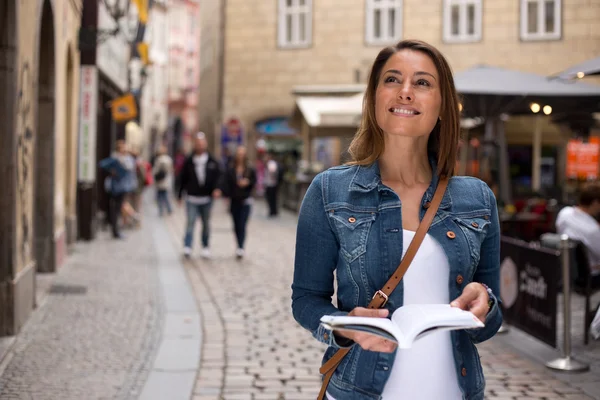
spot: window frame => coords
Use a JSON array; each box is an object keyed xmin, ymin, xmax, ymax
[
  {"xmin": 520, "ymin": 0, "xmax": 562, "ymax": 41},
  {"xmin": 442, "ymin": 0, "xmax": 482, "ymax": 43},
  {"xmin": 365, "ymin": 0, "xmax": 403, "ymax": 46},
  {"xmin": 277, "ymin": 0, "xmax": 313, "ymax": 49}
]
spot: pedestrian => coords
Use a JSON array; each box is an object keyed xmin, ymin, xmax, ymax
[
  {"xmin": 153, "ymin": 145, "xmax": 174, "ymax": 217},
  {"xmin": 555, "ymin": 181, "xmax": 600, "ymax": 289},
  {"xmin": 222, "ymin": 146, "xmax": 256, "ymax": 259},
  {"xmin": 264, "ymin": 151, "xmax": 282, "ymax": 217},
  {"xmin": 292, "ymin": 39, "xmax": 502, "ymax": 400},
  {"xmin": 178, "ymin": 132, "xmax": 222, "ymax": 259},
  {"xmin": 105, "ymin": 139, "xmax": 137, "ymax": 239}
]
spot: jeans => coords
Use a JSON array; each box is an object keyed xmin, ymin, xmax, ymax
[
  {"xmin": 156, "ymin": 189, "xmax": 172, "ymax": 216},
  {"xmin": 184, "ymin": 201, "xmax": 212, "ymax": 248},
  {"xmin": 109, "ymin": 193, "xmax": 126, "ymax": 237},
  {"xmin": 265, "ymin": 186, "xmax": 278, "ymax": 216},
  {"xmin": 230, "ymin": 202, "xmax": 251, "ymax": 249}
]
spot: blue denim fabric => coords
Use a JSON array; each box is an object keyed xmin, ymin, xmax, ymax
[
  {"xmin": 184, "ymin": 201, "xmax": 212, "ymax": 248},
  {"xmin": 292, "ymin": 162, "xmax": 502, "ymax": 400},
  {"xmin": 156, "ymin": 190, "xmax": 172, "ymax": 216},
  {"xmin": 230, "ymin": 203, "xmax": 251, "ymax": 249}
]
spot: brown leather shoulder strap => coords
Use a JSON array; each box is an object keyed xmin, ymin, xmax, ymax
[{"xmin": 317, "ymin": 177, "xmax": 449, "ymax": 400}]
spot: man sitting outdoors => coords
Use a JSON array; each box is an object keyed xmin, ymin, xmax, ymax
[{"xmin": 556, "ymin": 181, "xmax": 600, "ymax": 289}]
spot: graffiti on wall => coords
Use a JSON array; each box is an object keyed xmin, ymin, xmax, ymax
[{"xmin": 16, "ymin": 61, "xmax": 33, "ymax": 263}]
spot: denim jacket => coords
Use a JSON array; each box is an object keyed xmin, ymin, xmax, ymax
[{"xmin": 292, "ymin": 161, "xmax": 502, "ymax": 400}]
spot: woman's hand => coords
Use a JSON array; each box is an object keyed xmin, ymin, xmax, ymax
[
  {"xmin": 450, "ymin": 283, "xmax": 490, "ymax": 323},
  {"xmin": 335, "ymin": 307, "xmax": 397, "ymax": 353},
  {"xmin": 237, "ymin": 178, "xmax": 250, "ymax": 188}
]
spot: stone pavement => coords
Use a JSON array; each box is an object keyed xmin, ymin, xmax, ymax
[
  {"xmin": 166, "ymin": 198, "xmax": 600, "ymax": 400},
  {"xmin": 0, "ymin": 193, "xmax": 201, "ymax": 400}
]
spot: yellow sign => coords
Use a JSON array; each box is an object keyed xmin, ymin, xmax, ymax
[
  {"xmin": 111, "ymin": 93, "xmax": 138, "ymax": 122},
  {"xmin": 132, "ymin": 0, "xmax": 148, "ymax": 24},
  {"xmin": 137, "ymin": 42, "xmax": 150, "ymax": 65}
]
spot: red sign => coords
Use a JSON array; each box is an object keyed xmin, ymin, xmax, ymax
[{"xmin": 567, "ymin": 139, "xmax": 600, "ymax": 179}]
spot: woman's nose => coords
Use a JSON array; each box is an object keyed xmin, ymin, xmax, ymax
[{"xmin": 397, "ymin": 84, "xmax": 413, "ymax": 101}]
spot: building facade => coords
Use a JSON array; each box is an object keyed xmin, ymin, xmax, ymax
[
  {"xmin": 197, "ymin": 0, "xmax": 224, "ymax": 154},
  {"xmin": 167, "ymin": 0, "xmax": 201, "ymax": 156},
  {"xmin": 141, "ymin": 0, "xmax": 170, "ymax": 159},
  {"xmin": 199, "ymin": 0, "xmax": 600, "ymax": 171},
  {"xmin": 0, "ymin": 0, "xmax": 82, "ymax": 335}
]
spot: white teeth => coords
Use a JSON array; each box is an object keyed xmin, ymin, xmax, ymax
[{"xmin": 391, "ymin": 108, "xmax": 417, "ymax": 115}]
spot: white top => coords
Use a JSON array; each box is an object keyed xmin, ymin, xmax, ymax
[
  {"xmin": 265, "ymin": 160, "xmax": 279, "ymax": 187},
  {"xmin": 188, "ymin": 153, "xmax": 211, "ymax": 205},
  {"xmin": 556, "ymin": 206, "xmax": 600, "ymax": 275},
  {"xmin": 327, "ymin": 230, "xmax": 462, "ymax": 400},
  {"xmin": 153, "ymin": 154, "xmax": 173, "ymax": 190}
]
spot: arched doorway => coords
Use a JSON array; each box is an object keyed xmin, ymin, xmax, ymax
[
  {"xmin": 34, "ymin": 0, "xmax": 56, "ymax": 273},
  {"xmin": 0, "ymin": 0, "xmax": 18, "ymax": 333},
  {"xmin": 65, "ymin": 47, "xmax": 76, "ymax": 245}
]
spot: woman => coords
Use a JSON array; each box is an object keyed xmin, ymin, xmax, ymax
[
  {"xmin": 222, "ymin": 146, "xmax": 256, "ymax": 259},
  {"xmin": 292, "ymin": 40, "xmax": 502, "ymax": 400}
]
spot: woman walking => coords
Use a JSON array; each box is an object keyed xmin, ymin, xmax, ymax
[{"xmin": 222, "ymin": 146, "xmax": 256, "ymax": 259}]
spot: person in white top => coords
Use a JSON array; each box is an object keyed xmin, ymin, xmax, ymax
[
  {"xmin": 153, "ymin": 145, "xmax": 174, "ymax": 217},
  {"xmin": 556, "ymin": 181, "xmax": 600, "ymax": 286},
  {"xmin": 292, "ymin": 39, "xmax": 501, "ymax": 400}
]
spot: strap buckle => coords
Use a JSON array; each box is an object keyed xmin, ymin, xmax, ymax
[{"xmin": 372, "ymin": 290, "xmax": 389, "ymax": 307}]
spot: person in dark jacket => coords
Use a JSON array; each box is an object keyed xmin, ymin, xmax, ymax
[
  {"xmin": 177, "ymin": 132, "xmax": 222, "ymax": 259},
  {"xmin": 222, "ymin": 146, "xmax": 256, "ymax": 259}
]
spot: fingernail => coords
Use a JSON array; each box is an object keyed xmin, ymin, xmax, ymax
[{"xmin": 450, "ymin": 301, "xmax": 458, "ymax": 307}]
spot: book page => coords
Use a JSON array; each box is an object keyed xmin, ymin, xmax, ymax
[
  {"xmin": 320, "ymin": 315, "xmax": 404, "ymax": 343},
  {"xmin": 391, "ymin": 304, "xmax": 483, "ymax": 348}
]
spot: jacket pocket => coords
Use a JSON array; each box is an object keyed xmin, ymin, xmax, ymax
[
  {"xmin": 455, "ymin": 215, "xmax": 490, "ymax": 268},
  {"xmin": 328, "ymin": 209, "xmax": 376, "ymax": 263}
]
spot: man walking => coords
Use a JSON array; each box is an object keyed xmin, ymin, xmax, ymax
[{"xmin": 178, "ymin": 132, "xmax": 222, "ymax": 258}]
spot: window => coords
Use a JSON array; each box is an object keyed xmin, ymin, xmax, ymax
[
  {"xmin": 365, "ymin": 0, "xmax": 403, "ymax": 45},
  {"xmin": 443, "ymin": 0, "xmax": 482, "ymax": 43},
  {"xmin": 520, "ymin": 0, "xmax": 561, "ymax": 40},
  {"xmin": 278, "ymin": 0, "xmax": 312, "ymax": 48}
]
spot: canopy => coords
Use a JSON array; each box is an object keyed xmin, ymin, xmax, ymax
[
  {"xmin": 454, "ymin": 65, "xmax": 600, "ymax": 118},
  {"xmin": 554, "ymin": 56, "xmax": 600, "ymax": 80}
]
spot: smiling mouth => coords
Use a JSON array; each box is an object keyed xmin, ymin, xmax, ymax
[{"xmin": 389, "ymin": 107, "xmax": 420, "ymax": 115}]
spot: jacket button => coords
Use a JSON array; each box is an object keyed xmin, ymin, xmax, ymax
[
  {"xmin": 471, "ymin": 221, "xmax": 479, "ymax": 228},
  {"xmin": 348, "ymin": 217, "xmax": 356, "ymax": 223},
  {"xmin": 447, "ymin": 231, "xmax": 456, "ymax": 239},
  {"xmin": 483, "ymin": 215, "xmax": 489, "ymax": 220},
  {"xmin": 423, "ymin": 202, "xmax": 431, "ymax": 209},
  {"xmin": 456, "ymin": 275, "xmax": 464, "ymax": 285},
  {"xmin": 324, "ymin": 332, "xmax": 329, "ymax": 341},
  {"xmin": 461, "ymin": 367, "xmax": 467, "ymax": 377}
]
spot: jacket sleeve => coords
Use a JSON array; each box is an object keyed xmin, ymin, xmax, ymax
[
  {"xmin": 177, "ymin": 158, "xmax": 189, "ymax": 200},
  {"xmin": 468, "ymin": 183, "xmax": 503, "ymax": 343},
  {"xmin": 291, "ymin": 172, "xmax": 351, "ymax": 349}
]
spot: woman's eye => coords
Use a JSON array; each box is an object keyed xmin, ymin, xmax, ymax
[
  {"xmin": 384, "ymin": 76, "xmax": 399, "ymax": 83},
  {"xmin": 416, "ymin": 79, "xmax": 430, "ymax": 86}
]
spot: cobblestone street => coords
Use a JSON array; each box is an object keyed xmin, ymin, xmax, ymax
[{"xmin": 0, "ymin": 196, "xmax": 599, "ymax": 399}]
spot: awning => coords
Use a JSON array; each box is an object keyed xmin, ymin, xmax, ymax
[
  {"xmin": 554, "ymin": 56, "xmax": 600, "ymax": 80},
  {"xmin": 293, "ymin": 93, "xmax": 364, "ymax": 128},
  {"xmin": 454, "ymin": 64, "xmax": 600, "ymax": 118}
]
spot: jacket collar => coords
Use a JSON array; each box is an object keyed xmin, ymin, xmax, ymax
[{"xmin": 348, "ymin": 156, "xmax": 452, "ymax": 210}]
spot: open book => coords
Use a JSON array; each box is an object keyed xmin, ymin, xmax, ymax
[{"xmin": 320, "ymin": 304, "xmax": 484, "ymax": 349}]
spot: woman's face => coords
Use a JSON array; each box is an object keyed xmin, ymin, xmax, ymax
[
  {"xmin": 236, "ymin": 147, "xmax": 247, "ymax": 162},
  {"xmin": 374, "ymin": 49, "xmax": 442, "ymax": 139}
]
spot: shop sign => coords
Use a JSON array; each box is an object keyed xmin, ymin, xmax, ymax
[
  {"xmin": 566, "ymin": 138, "xmax": 600, "ymax": 179},
  {"xmin": 78, "ymin": 66, "xmax": 98, "ymax": 183}
]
